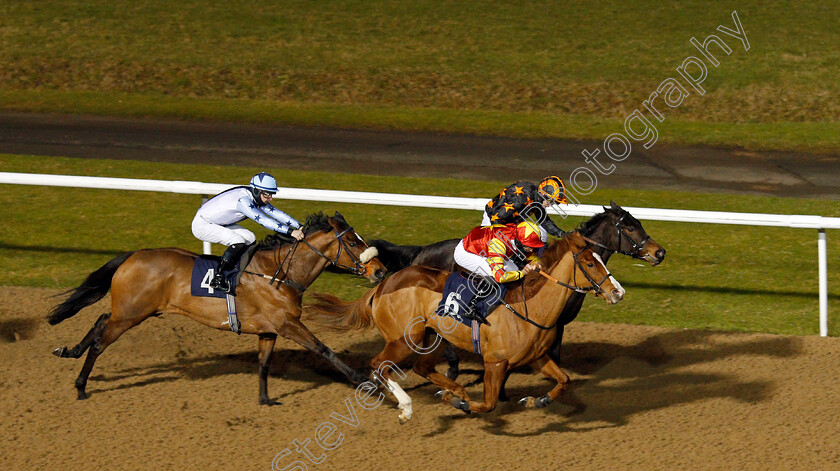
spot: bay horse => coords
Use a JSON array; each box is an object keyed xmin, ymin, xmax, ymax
[
  {"xmin": 371, "ymin": 201, "xmax": 666, "ymax": 386},
  {"xmin": 306, "ymin": 231, "xmax": 625, "ymax": 421},
  {"xmin": 48, "ymin": 212, "xmax": 387, "ymax": 405}
]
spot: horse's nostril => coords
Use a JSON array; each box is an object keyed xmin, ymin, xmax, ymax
[
  {"xmin": 612, "ymin": 288, "xmax": 623, "ymax": 299},
  {"xmin": 656, "ymin": 249, "xmax": 665, "ymax": 259},
  {"xmin": 375, "ymin": 269, "xmax": 386, "ymax": 278}
]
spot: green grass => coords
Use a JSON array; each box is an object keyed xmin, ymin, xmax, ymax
[
  {"xmin": 2, "ymin": 154, "xmax": 839, "ymax": 336},
  {"xmin": 1, "ymin": 1, "xmax": 839, "ymax": 152}
]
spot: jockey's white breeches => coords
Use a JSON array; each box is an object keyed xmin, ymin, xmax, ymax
[{"xmin": 192, "ymin": 214, "xmax": 256, "ymax": 246}]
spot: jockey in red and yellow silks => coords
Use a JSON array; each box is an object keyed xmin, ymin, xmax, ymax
[{"xmin": 455, "ymin": 221, "xmax": 546, "ymax": 283}]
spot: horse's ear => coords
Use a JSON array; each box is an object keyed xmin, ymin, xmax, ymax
[{"xmin": 610, "ymin": 200, "xmax": 623, "ymax": 211}]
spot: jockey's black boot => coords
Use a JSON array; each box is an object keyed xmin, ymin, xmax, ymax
[
  {"xmin": 463, "ymin": 292, "xmax": 490, "ymax": 325},
  {"xmin": 465, "ymin": 276, "xmax": 499, "ymax": 325},
  {"xmin": 210, "ymin": 243, "xmax": 246, "ymax": 293}
]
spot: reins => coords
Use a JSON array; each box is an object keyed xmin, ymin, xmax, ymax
[
  {"xmin": 498, "ymin": 283, "xmax": 562, "ymax": 330},
  {"xmin": 244, "ymin": 222, "xmax": 369, "ymax": 293},
  {"xmin": 502, "ymin": 234, "xmax": 614, "ymax": 330}
]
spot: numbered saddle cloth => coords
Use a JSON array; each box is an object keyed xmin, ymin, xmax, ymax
[
  {"xmin": 190, "ymin": 256, "xmax": 242, "ymax": 298},
  {"xmin": 435, "ymin": 272, "xmax": 507, "ymax": 327}
]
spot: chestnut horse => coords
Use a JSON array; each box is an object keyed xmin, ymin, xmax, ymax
[
  {"xmin": 48, "ymin": 212, "xmax": 387, "ymax": 405},
  {"xmin": 371, "ymin": 201, "xmax": 666, "ymax": 389},
  {"xmin": 306, "ymin": 232, "xmax": 624, "ymax": 421}
]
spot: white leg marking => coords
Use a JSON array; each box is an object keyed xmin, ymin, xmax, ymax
[{"xmin": 387, "ymin": 378, "xmax": 413, "ymax": 422}]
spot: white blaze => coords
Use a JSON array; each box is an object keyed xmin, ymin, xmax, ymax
[{"xmin": 592, "ymin": 252, "xmax": 625, "ymax": 298}]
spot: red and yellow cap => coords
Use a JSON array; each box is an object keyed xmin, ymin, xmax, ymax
[{"xmin": 516, "ymin": 220, "xmax": 545, "ymax": 248}]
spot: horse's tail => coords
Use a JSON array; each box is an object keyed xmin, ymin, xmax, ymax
[
  {"xmin": 305, "ymin": 288, "xmax": 378, "ymax": 332},
  {"xmin": 369, "ymin": 239, "xmax": 422, "ymax": 273},
  {"xmin": 46, "ymin": 251, "xmax": 136, "ymax": 325}
]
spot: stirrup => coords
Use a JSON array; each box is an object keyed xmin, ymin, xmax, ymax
[
  {"xmin": 210, "ymin": 276, "xmax": 231, "ymax": 293},
  {"xmin": 462, "ymin": 309, "xmax": 489, "ymax": 325}
]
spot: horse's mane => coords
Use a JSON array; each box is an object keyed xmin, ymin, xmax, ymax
[
  {"xmin": 576, "ymin": 206, "xmax": 622, "ymax": 236},
  {"xmin": 256, "ymin": 211, "xmax": 347, "ymax": 251},
  {"xmin": 536, "ymin": 234, "xmax": 575, "ymax": 271}
]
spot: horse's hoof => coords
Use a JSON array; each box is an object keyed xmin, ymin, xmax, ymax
[
  {"xmin": 451, "ymin": 397, "xmax": 471, "ymax": 413},
  {"xmin": 499, "ymin": 391, "xmax": 510, "ymax": 402},
  {"xmin": 52, "ymin": 346, "xmax": 67, "ymax": 357},
  {"xmin": 77, "ymin": 392, "xmax": 88, "ymax": 401},
  {"xmin": 534, "ymin": 396, "xmax": 552, "ymax": 408},
  {"xmin": 398, "ymin": 412, "xmax": 411, "ymax": 424},
  {"xmin": 260, "ymin": 398, "xmax": 281, "ymax": 406},
  {"xmin": 435, "ymin": 390, "xmax": 453, "ymax": 402},
  {"xmin": 518, "ymin": 396, "xmax": 535, "ymax": 408},
  {"xmin": 445, "ymin": 368, "xmax": 460, "ymax": 381}
]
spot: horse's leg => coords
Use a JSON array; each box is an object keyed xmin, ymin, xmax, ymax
[
  {"xmin": 518, "ymin": 355, "xmax": 570, "ymax": 409},
  {"xmin": 413, "ymin": 349, "xmax": 470, "ymax": 403},
  {"xmin": 442, "ymin": 342, "xmax": 461, "ymax": 380},
  {"xmin": 257, "ymin": 334, "xmax": 278, "ymax": 406},
  {"xmin": 53, "ymin": 313, "xmax": 111, "ymax": 359},
  {"xmin": 451, "ymin": 359, "xmax": 507, "ymax": 414},
  {"xmin": 278, "ymin": 317, "xmax": 366, "ymax": 384},
  {"xmin": 72, "ymin": 315, "xmax": 144, "ymax": 400},
  {"xmin": 370, "ymin": 338, "xmax": 417, "ymax": 424},
  {"xmin": 547, "ymin": 324, "xmax": 566, "ymax": 364},
  {"xmin": 498, "ymin": 370, "xmax": 513, "ymax": 402}
]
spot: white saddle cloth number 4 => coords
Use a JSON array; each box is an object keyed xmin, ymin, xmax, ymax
[{"xmin": 201, "ymin": 268, "xmax": 215, "ymax": 293}]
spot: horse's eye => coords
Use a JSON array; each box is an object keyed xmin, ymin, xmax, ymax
[
  {"xmin": 587, "ymin": 262, "xmax": 594, "ymax": 268},
  {"xmin": 627, "ymin": 227, "xmax": 635, "ymax": 232},
  {"xmin": 349, "ymin": 242, "xmax": 356, "ymax": 247}
]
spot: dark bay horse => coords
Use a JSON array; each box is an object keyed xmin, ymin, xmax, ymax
[
  {"xmin": 48, "ymin": 212, "xmax": 387, "ymax": 404},
  {"xmin": 306, "ymin": 232, "xmax": 625, "ymax": 421},
  {"xmin": 370, "ymin": 201, "xmax": 666, "ymax": 388}
]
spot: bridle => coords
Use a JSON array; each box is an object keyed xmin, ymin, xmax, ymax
[
  {"xmin": 299, "ymin": 225, "xmax": 370, "ymax": 276},
  {"xmin": 585, "ymin": 212, "xmax": 650, "ymax": 259},
  {"xmin": 260, "ymin": 223, "xmax": 372, "ymax": 291},
  {"xmin": 567, "ymin": 240, "xmax": 613, "ymax": 296}
]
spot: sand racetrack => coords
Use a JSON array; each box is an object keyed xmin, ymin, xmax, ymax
[{"xmin": 1, "ymin": 286, "xmax": 838, "ymax": 470}]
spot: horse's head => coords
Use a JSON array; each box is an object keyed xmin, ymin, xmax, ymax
[
  {"xmin": 562, "ymin": 232, "xmax": 625, "ymax": 304},
  {"xmin": 585, "ymin": 201, "xmax": 666, "ymax": 266},
  {"xmin": 303, "ymin": 212, "xmax": 387, "ymax": 283}
]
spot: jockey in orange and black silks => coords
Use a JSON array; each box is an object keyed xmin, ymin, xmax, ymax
[
  {"xmin": 482, "ymin": 176, "xmax": 568, "ymax": 239},
  {"xmin": 454, "ymin": 220, "xmax": 546, "ymax": 284}
]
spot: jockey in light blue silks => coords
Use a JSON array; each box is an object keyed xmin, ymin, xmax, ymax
[{"xmin": 191, "ymin": 172, "xmax": 304, "ymax": 293}]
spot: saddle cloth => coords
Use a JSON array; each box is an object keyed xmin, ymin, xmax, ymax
[
  {"xmin": 190, "ymin": 256, "xmax": 242, "ymax": 298},
  {"xmin": 434, "ymin": 272, "xmax": 507, "ymax": 327}
]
